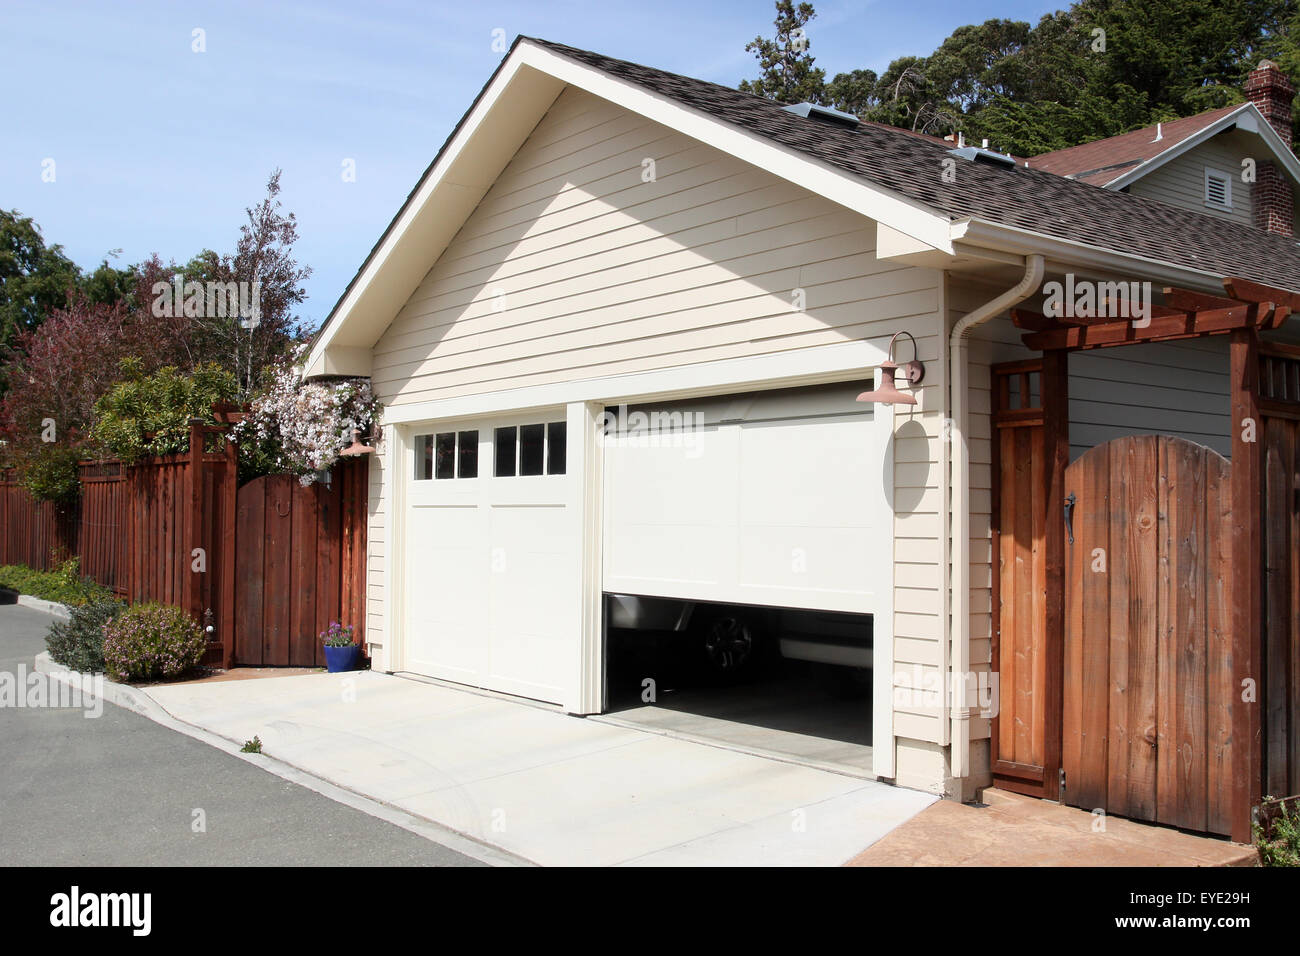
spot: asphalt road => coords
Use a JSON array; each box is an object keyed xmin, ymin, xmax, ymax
[{"xmin": 0, "ymin": 602, "xmax": 483, "ymax": 866}]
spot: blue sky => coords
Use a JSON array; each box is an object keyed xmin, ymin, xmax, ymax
[{"xmin": 1, "ymin": 0, "xmax": 1064, "ymax": 330}]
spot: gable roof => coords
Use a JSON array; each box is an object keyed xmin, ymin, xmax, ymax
[
  {"xmin": 1026, "ymin": 105, "xmax": 1245, "ymax": 186},
  {"xmin": 524, "ymin": 38, "xmax": 1300, "ymax": 286},
  {"xmin": 307, "ymin": 37, "xmax": 1300, "ymax": 375}
]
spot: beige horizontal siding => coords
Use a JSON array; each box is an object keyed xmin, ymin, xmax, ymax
[
  {"xmin": 372, "ymin": 86, "xmax": 938, "ymax": 406},
  {"xmin": 1125, "ymin": 129, "xmax": 1257, "ymax": 228}
]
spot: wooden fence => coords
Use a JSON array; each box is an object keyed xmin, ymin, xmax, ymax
[
  {"xmin": 235, "ymin": 459, "xmax": 368, "ymax": 668},
  {"xmin": 0, "ymin": 419, "xmax": 367, "ymax": 668},
  {"xmin": 1261, "ymin": 344, "xmax": 1300, "ymax": 800}
]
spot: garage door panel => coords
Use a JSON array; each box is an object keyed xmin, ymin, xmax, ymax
[
  {"xmin": 739, "ymin": 418, "xmax": 873, "ymax": 528},
  {"xmin": 404, "ymin": 411, "xmax": 579, "ymax": 706},
  {"xmin": 604, "ymin": 383, "xmax": 880, "ymax": 613},
  {"xmin": 607, "ymin": 431, "xmax": 737, "ymax": 525},
  {"xmin": 737, "ymin": 525, "xmax": 875, "ymax": 610},
  {"xmin": 406, "ymin": 505, "xmax": 486, "ymax": 676},
  {"xmin": 604, "ymin": 523, "xmax": 733, "ymax": 589}
]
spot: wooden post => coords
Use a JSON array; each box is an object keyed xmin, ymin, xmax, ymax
[
  {"xmin": 221, "ymin": 425, "xmax": 238, "ymax": 668},
  {"xmin": 1229, "ymin": 326, "xmax": 1263, "ymax": 843},
  {"xmin": 187, "ymin": 418, "xmax": 205, "ymax": 622},
  {"xmin": 1042, "ymin": 348, "xmax": 1069, "ymax": 800}
]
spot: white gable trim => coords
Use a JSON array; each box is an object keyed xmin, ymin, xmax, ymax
[
  {"xmin": 304, "ymin": 38, "xmax": 955, "ymax": 377},
  {"xmin": 1104, "ymin": 102, "xmax": 1300, "ymax": 191}
]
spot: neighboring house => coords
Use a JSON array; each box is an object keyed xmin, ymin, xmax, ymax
[
  {"xmin": 1028, "ymin": 61, "xmax": 1300, "ymax": 237},
  {"xmin": 305, "ymin": 37, "xmax": 1300, "ymax": 839}
]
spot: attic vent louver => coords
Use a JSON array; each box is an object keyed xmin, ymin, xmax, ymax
[
  {"xmin": 782, "ymin": 102, "xmax": 860, "ymax": 129},
  {"xmin": 947, "ymin": 145, "xmax": 1017, "ymax": 168}
]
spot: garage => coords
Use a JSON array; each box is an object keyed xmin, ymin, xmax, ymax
[
  {"xmin": 599, "ymin": 381, "xmax": 892, "ymax": 775},
  {"xmin": 402, "ymin": 409, "xmax": 582, "ymax": 706}
]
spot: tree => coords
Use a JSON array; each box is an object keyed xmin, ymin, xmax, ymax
[
  {"xmin": 0, "ymin": 210, "xmax": 80, "ymax": 353},
  {"xmin": 0, "ymin": 292, "xmax": 187, "ymax": 499},
  {"xmin": 738, "ymin": 1, "xmax": 827, "ymax": 104},
  {"xmin": 746, "ymin": 0, "xmax": 1300, "ymax": 157},
  {"xmin": 162, "ymin": 170, "xmax": 312, "ymax": 397},
  {"xmin": 824, "ymin": 68, "xmax": 878, "ymax": 116}
]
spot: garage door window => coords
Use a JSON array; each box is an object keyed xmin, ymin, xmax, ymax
[
  {"xmin": 494, "ymin": 421, "xmax": 566, "ymax": 477},
  {"xmin": 414, "ymin": 431, "xmax": 478, "ymax": 480}
]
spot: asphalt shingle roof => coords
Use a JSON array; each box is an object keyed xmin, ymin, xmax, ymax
[
  {"xmin": 1026, "ymin": 106, "xmax": 1242, "ymax": 186},
  {"xmin": 527, "ymin": 38, "xmax": 1300, "ymax": 294}
]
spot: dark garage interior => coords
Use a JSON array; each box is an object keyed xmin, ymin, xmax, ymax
[{"xmin": 600, "ymin": 593, "xmax": 875, "ymax": 776}]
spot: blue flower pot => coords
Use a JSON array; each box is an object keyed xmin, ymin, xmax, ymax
[{"xmin": 324, "ymin": 643, "xmax": 361, "ymax": 673}]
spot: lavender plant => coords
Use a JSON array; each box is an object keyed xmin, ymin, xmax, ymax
[{"xmin": 320, "ymin": 620, "xmax": 355, "ymax": 647}]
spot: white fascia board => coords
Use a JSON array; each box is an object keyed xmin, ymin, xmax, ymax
[
  {"xmin": 950, "ymin": 217, "xmax": 1230, "ymax": 293},
  {"xmin": 1105, "ymin": 103, "xmax": 1300, "ymax": 191},
  {"xmin": 517, "ymin": 42, "xmax": 955, "ymax": 254},
  {"xmin": 379, "ymin": 338, "xmax": 887, "ymax": 426}
]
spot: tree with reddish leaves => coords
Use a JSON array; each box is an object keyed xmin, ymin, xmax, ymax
[{"xmin": 0, "ymin": 291, "xmax": 188, "ymax": 500}]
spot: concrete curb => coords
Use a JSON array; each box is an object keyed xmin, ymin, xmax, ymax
[
  {"xmin": 15, "ymin": 595, "xmax": 71, "ymax": 621},
  {"xmin": 33, "ymin": 652, "xmax": 534, "ymax": 868}
]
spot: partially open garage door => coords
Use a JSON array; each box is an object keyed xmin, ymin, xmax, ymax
[
  {"xmin": 403, "ymin": 411, "xmax": 580, "ymax": 705},
  {"xmin": 602, "ymin": 382, "xmax": 887, "ymax": 614}
]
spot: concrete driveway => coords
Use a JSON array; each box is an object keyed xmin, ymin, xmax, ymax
[{"xmin": 142, "ymin": 670, "xmax": 934, "ymax": 866}]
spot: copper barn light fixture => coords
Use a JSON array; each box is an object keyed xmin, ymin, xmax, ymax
[
  {"xmin": 340, "ymin": 427, "xmax": 377, "ymax": 457},
  {"xmin": 857, "ymin": 330, "xmax": 925, "ymax": 405}
]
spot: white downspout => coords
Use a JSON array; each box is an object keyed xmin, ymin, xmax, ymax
[{"xmin": 948, "ymin": 253, "xmax": 1045, "ymax": 781}]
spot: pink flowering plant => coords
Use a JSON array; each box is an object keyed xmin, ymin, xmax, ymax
[
  {"xmin": 320, "ymin": 621, "xmax": 355, "ymax": 647},
  {"xmin": 236, "ymin": 346, "xmax": 380, "ymax": 486},
  {"xmin": 101, "ymin": 603, "xmax": 208, "ymax": 682}
]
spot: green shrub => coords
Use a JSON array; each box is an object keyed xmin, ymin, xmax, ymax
[
  {"xmin": 0, "ymin": 560, "xmax": 114, "ymax": 606},
  {"xmin": 45, "ymin": 598, "xmax": 124, "ymax": 672},
  {"xmin": 101, "ymin": 603, "xmax": 208, "ymax": 683},
  {"xmin": 1255, "ymin": 799, "xmax": 1300, "ymax": 867},
  {"xmin": 18, "ymin": 444, "xmax": 80, "ymax": 502},
  {"xmin": 91, "ymin": 360, "xmax": 239, "ymax": 463}
]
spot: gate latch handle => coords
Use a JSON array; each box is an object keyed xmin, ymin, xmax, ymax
[{"xmin": 1064, "ymin": 492, "xmax": 1076, "ymax": 546}]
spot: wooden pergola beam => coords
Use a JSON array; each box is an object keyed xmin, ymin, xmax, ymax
[
  {"xmin": 1222, "ymin": 277, "xmax": 1296, "ymax": 329},
  {"xmin": 1023, "ymin": 303, "xmax": 1273, "ymax": 351},
  {"xmin": 1163, "ymin": 288, "xmax": 1241, "ymax": 312},
  {"xmin": 1012, "ymin": 303, "xmax": 1190, "ymax": 333}
]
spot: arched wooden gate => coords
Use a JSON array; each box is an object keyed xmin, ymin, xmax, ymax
[{"xmin": 1061, "ymin": 435, "xmax": 1235, "ymax": 834}]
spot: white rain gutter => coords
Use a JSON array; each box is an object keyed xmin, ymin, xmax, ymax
[{"xmin": 948, "ymin": 253, "xmax": 1045, "ymax": 780}]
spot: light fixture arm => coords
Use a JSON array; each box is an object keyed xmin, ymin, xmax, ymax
[{"xmin": 886, "ymin": 330, "xmax": 925, "ymax": 385}]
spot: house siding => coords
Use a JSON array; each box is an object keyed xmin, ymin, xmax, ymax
[
  {"xmin": 1125, "ymin": 129, "xmax": 1258, "ymax": 229},
  {"xmin": 363, "ymin": 85, "xmax": 949, "ymax": 786}
]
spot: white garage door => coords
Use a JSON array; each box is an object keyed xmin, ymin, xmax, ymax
[
  {"xmin": 602, "ymin": 382, "xmax": 887, "ymax": 614},
  {"xmin": 403, "ymin": 410, "xmax": 579, "ymax": 705}
]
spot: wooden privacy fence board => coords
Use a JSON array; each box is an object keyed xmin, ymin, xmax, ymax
[
  {"xmin": 1263, "ymin": 414, "xmax": 1300, "ymax": 799},
  {"xmin": 233, "ymin": 459, "xmax": 367, "ymax": 668},
  {"xmin": 1062, "ymin": 434, "xmax": 1234, "ymax": 835}
]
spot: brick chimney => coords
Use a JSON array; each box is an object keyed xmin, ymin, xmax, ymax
[{"xmin": 1244, "ymin": 60, "xmax": 1296, "ymax": 237}]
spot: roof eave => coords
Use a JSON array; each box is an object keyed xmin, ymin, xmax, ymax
[{"xmin": 950, "ymin": 217, "xmax": 1233, "ymax": 293}]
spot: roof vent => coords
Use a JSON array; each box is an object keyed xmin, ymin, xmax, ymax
[
  {"xmin": 947, "ymin": 145, "xmax": 1017, "ymax": 168},
  {"xmin": 782, "ymin": 102, "xmax": 860, "ymax": 129}
]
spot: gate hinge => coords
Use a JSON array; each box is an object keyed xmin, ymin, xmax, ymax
[{"xmin": 1058, "ymin": 767, "xmax": 1066, "ymax": 802}]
